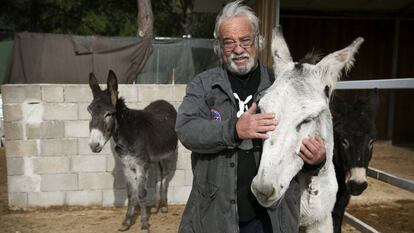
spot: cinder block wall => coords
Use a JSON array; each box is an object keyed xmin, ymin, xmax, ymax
[{"xmin": 1, "ymin": 84, "xmax": 192, "ymax": 208}]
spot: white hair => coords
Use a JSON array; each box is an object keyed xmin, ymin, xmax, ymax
[{"xmin": 213, "ymin": 0, "xmax": 265, "ymax": 59}]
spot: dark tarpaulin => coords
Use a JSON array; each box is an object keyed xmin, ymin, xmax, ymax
[{"xmin": 4, "ymin": 32, "xmax": 152, "ymax": 84}]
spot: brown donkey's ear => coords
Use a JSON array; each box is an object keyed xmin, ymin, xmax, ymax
[
  {"xmin": 89, "ymin": 73, "xmax": 101, "ymax": 97},
  {"xmin": 107, "ymin": 70, "xmax": 118, "ymax": 106}
]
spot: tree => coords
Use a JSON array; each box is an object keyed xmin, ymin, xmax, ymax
[
  {"xmin": 0, "ymin": 0, "xmax": 215, "ymax": 38},
  {"xmin": 137, "ymin": 0, "xmax": 154, "ymax": 38},
  {"xmin": 181, "ymin": 0, "xmax": 194, "ymax": 36}
]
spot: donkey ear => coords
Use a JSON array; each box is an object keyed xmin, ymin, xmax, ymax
[
  {"xmin": 107, "ymin": 70, "xmax": 118, "ymax": 106},
  {"xmin": 317, "ymin": 37, "xmax": 364, "ymax": 89},
  {"xmin": 271, "ymin": 26, "xmax": 292, "ymax": 77},
  {"xmin": 89, "ymin": 73, "xmax": 101, "ymax": 97}
]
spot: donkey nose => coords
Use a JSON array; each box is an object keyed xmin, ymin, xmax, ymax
[
  {"xmin": 347, "ymin": 181, "xmax": 368, "ymax": 196},
  {"xmin": 251, "ymin": 181, "xmax": 275, "ymax": 203},
  {"xmin": 89, "ymin": 142, "xmax": 101, "ymax": 153}
]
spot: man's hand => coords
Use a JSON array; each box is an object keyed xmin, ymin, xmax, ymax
[
  {"xmin": 299, "ymin": 136, "xmax": 326, "ymax": 165},
  {"xmin": 236, "ymin": 103, "xmax": 277, "ymax": 140}
]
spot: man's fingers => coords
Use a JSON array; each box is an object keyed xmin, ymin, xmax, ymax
[
  {"xmin": 303, "ymin": 139, "xmax": 318, "ymax": 155},
  {"xmin": 298, "ymin": 152, "xmax": 311, "ymax": 164},
  {"xmin": 315, "ymin": 136, "xmax": 324, "ymax": 145},
  {"xmin": 300, "ymin": 144, "xmax": 313, "ymax": 160},
  {"xmin": 258, "ymin": 125, "xmax": 276, "ymax": 132},
  {"xmin": 247, "ymin": 102, "xmax": 257, "ymax": 114},
  {"xmin": 254, "ymin": 132, "xmax": 270, "ymax": 139},
  {"xmin": 258, "ymin": 118, "xmax": 278, "ymax": 126},
  {"xmin": 255, "ymin": 113, "xmax": 276, "ymax": 120}
]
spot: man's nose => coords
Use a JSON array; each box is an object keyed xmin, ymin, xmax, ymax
[{"xmin": 233, "ymin": 44, "xmax": 245, "ymax": 54}]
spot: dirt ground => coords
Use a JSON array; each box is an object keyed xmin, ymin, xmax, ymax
[{"xmin": 0, "ymin": 140, "xmax": 413, "ymax": 233}]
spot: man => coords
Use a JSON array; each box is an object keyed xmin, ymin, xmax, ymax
[{"xmin": 175, "ymin": 1, "xmax": 326, "ymax": 233}]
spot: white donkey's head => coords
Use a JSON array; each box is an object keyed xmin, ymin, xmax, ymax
[{"xmin": 251, "ymin": 26, "xmax": 364, "ymax": 207}]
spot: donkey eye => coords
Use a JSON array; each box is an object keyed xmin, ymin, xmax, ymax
[
  {"xmin": 341, "ymin": 138, "xmax": 350, "ymax": 149},
  {"xmin": 104, "ymin": 112, "xmax": 113, "ymax": 118},
  {"xmin": 296, "ymin": 118, "xmax": 312, "ymax": 132}
]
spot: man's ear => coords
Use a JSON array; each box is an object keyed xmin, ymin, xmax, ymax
[{"xmin": 107, "ymin": 70, "xmax": 118, "ymax": 106}]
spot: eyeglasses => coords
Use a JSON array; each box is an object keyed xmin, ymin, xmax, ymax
[{"xmin": 221, "ymin": 36, "xmax": 254, "ymax": 52}]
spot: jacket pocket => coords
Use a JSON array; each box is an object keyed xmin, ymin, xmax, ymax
[{"xmin": 194, "ymin": 181, "xmax": 219, "ymax": 232}]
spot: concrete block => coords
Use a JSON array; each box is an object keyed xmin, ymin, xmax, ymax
[
  {"xmin": 78, "ymin": 138, "xmax": 112, "ymax": 155},
  {"xmin": 40, "ymin": 139, "xmax": 77, "ymax": 156},
  {"xmin": 102, "ymin": 189, "xmax": 127, "ymax": 207},
  {"xmin": 136, "ymin": 102, "xmax": 151, "ymax": 109},
  {"xmin": 106, "ymin": 154, "xmax": 124, "ymax": 172},
  {"xmin": 41, "ymin": 86, "xmax": 64, "ymax": 102},
  {"xmin": 173, "ymin": 85, "xmax": 187, "ymax": 102},
  {"xmin": 78, "ymin": 172, "xmax": 114, "ymax": 190},
  {"xmin": 43, "ymin": 103, "xmax": 78, "ymax": 120},
  {"xmin": 65, "ymin": 190, "xmax": 102, "ymax": 206},
  {"xmin": 185, "ymin": 169, "xmax": 193, "ymax": 186},
  {"xmin": 138, "ymin": 85, "xmax": 175, "ymax": 102},
  {"xmin": 176, "ymin": 152, "xmax": 191, "ymax": 170},
  {"xmin": 3, "ymin": 104, "xmax": 23, "ymax": 122},
  {"xmin": 33, "ymin": 157, "xmax": 70, "ymax": 174},
  {"xmin": 26, "ymin": 121, "xmax": 65, "ymax": 139},
  {"xmin": 112, "ymin": 170, "xmax": 127, "ymax": 189},
  {"xmin": 124, "ymin": 102, "xmax": 140, "ymax": 110},
  {"xmin": 21, "ymin": 101, "xmax": 44, "ymax": 126},
  {"xmin": 40, "ymin": 121, "xmax": 65, "ymax": 139},
  {"xmin": 2, "ymin": 85, "xmax": 41, "ymax": 104},
  {"xmin": 178, "ymin": 142, "xmax": 191, "ymax": 154},
  {"xmin": 4, "ymin": 140, "xmax": 39, "ymax": 157},
  {"xmin": 6, "ymin": 157, "xmax": 25, "ymax": 175},
  {"xmin": 64, "ymin": 120, "xmax": 90, "ymax": 138},
  {"xmin": 3, "ymin": 122, "xmax": 24, "ymax": 140},
  {"xmin": 28, "ymin": 192, "xmax": 65, "ymax": 207},
  {"xmin": 64, "ymin": 85, "xmax": 93, "ymax": 102},
  {"xmin": 8, "ymin": 192, "xmax": 28, "ymax": 208},
  {"xmin": 171, "ymin": 101, "xmax": 182, "ymax": 111},
  {"xmin": 71, "ymin": 155, "xmax": 106, "ymax": 172},
  {"xmin": 138, "ymin": 85, "xmax": 157, "ymax": 102},
  {"xmin": 118, "ymin": 85, "xmax": 138, "ymax": 102},
  {"xmin": 78, "ymin": 138, "xmax": 92, "ymax": 155},
  {"xmin": 8, "ymin": 175, "xmax": 41, "ymax": 192},
  {"xmin": 40, "ymin": 174, "xmax": 78, "ymax": 191},
  {"xmin": 168, "ymin": 185, "xmax": 191, "ymax": 204},
  {"xmin": 169, "ymin": 169, "xmax": 185, "ymax": 187},
  {"xmin": 78, "ymin": 103, "xmax": 92, "ymax": 120}
]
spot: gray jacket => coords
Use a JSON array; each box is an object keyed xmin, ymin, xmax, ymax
[{"xmin": 175, "ymin": 64, "xmax": 300, "ymax": 233}]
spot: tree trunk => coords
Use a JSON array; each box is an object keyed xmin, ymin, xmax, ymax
[
  {"xmin": 181, "ymin": 0, "xmax": 194, "ymax": 36},
  {"xmin": 137, "ymin": 0, "xmax": 154, "ymax": 38}
]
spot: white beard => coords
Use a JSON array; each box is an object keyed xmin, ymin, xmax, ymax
[{"xmin": 226, "ymin": 52, "xmax": 255, "ymax": 75}]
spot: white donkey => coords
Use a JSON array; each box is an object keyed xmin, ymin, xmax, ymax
[{"xmin": 251, "ymin": 27, "xmax": 364, "ymax": 232}]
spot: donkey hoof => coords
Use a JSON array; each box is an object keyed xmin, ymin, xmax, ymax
[
  {"xmin": 118, "ymin": 224, "xmax": 131, "ymax": 232},
  {"xmin": 119, "ymin": 219, "xmax": 132, "ymax": 231},
  {"xmin": 161, "ymin": 206, "xmax": 168, "ymax": 213}
]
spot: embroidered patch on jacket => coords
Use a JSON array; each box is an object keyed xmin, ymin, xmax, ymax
[{"xmin": 211, "ymin": 109, "xmax": 222, "ymax": 121}]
